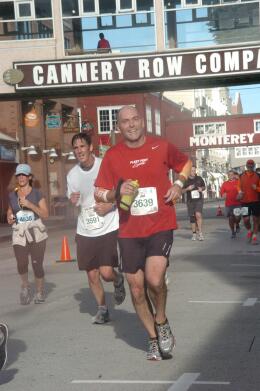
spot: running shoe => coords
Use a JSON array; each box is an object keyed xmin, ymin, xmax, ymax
[
  {"xmin": 146, "ymin": 338, "xmax": 162, "ymax": 361},
  {"xmin": 247, "ymin": 231, "xmax": 253, "ymax": 243},
  {"xmin": 198, "ymin": 232, "xmax": 204, "ymax": 241},
  {"xmin": 155, "ymin": 319, "xmax": 175, "ymax": 355},
  {"xmin": 92, "ymin": 308, "xmax": 110, "ymax": 324},
  {"xmin": 113, "ymin": 273, "xmax": 126, "ymax": 305},
  {"xmin": 0, "ymin": 323, "xmax": 8, "ymax": 371},
  {"xmin": 251, "ymin": 236, "xmax": 259, "ymax": 245},
  {"xmin": 34, "ymin": 291, "xmax": 45, "ymax": 304},
  {"xmin": 191, "ymin": 233, "xmax": 197, "ymax": 241},
  {"xmin": 20, "ymin": 287, "xmax": 31, "ymax": 305}
]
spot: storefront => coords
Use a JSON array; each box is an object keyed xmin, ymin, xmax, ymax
[{"xmin": 0, "ymin": 133, "xmax": 18, "ymax": 222}]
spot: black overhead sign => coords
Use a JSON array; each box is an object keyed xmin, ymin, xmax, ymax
[{"xmin": 13, "ymin": 44, "xmax": 260, "ymax": 90}]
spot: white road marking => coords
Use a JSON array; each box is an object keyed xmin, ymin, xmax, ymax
[
  {"xmin": 231, "ymin": 264, "xmax": 260, "ymax": 267},
  {"xmin": 72, "ymin": 380, "xmax": 177, "ymax": 384},
  {"xmin": 189, "ymin": 298, "xmax": 258, "ymax": 306},
  {"xmin": 167, "ymin": 373, "xmax": 200, "ymax": 390},
  {"xmin": 243, "ymin": 298, "xmax": 258, "ymax": 306},
  {"xmin": 72, "ymin": 373, "xmax": 230, "ymax": 388},
  {"xmin": 189, "ymin": 300, "xmax": 242, "ymax": 304}
]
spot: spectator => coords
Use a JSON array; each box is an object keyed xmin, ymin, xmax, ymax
[{"xmin": 97, "ymin": 33, "xmax": 111, "ymax": 51}]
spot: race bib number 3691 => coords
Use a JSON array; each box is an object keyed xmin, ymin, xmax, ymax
[{"xmin": 131, "ymin": 187, "xmax": 158, "ymax": 216}]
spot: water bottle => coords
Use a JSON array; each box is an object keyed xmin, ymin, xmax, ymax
[{"xmin": 120, "ymin": 180, "xmax": 139, "ymax": 211}]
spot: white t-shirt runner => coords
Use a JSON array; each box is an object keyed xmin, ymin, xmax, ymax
[{"xmin": 67, "ymin": 157, "xmax": 119, "ymax": 237}]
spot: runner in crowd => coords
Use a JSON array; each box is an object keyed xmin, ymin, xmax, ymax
[
  {"xmin": 220, "ymin": 170, "xmax": 241, "ymax": 238},
  {"xmin": 233, "ymin": 172, "xmax": 241, "ymax": 232},
  {"xmin": 0, "ymin": 323, "xmax": 8, "ymax": 371},
  {"xmin": 94, "ymin": 105, "xmax": 192, "ymax": 360},
  {"xmin": 182, "ymin": 166, "xmax": 206, "ymax": 241},
  {"xmin": 237, "ymin": 159, "xmax": 260, "ymax": 245},
  {"xmin": 67, "ymin": 133, "xmax": 125, "ymax": 325},
  {"xmin": 7, "ymin": 164, "xmax": 48, "ymax": 305}
]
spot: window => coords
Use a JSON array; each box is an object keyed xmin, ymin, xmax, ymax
[
  {"xmin": 35, "ymin": 0, "xmax": 52, "ymax": 18},
  {"xmin": 97, "ymin": 106, "xmax": 121, "ymax": 134},
  {"xmin": 62, "ymin": 0, "xmax": 79, "ymax": 16},
  {"xmin": 254, "ymin": 120, "xmax": 260, "ymax": 133},
  {"xmin": 235, "ymin": 145, "xmax": 260, "ymax": 158},
  {"xmin": 185, "ymin": 0, "xmax": 200, "ymax": 6},
  {"xmin": 136, "ymin": 0, "xmax": 153, "ymax": 11},
  {"xmin": 0, "ymin": 2, "xmax": 15, "ymax": 20},
  {"xmin": 63, "ymin": 0, "xmax": 154, "ymax": 16},
  {"xmin": 118, "ymin": 0, "xmax": 133, "ymax": 11},
  {"xmin": 146, "ymin": 105, "xmax": 152, "ymax": 133},
  {"xmin": 0, "ymin": 0, "xmax": 52, "ymax": 20},
  {"xmin": 82, "ymin": 0, "xmax": 96, "ymax": 13},
  {"xmin": 155, "ymin": 109, "xmax": 161, "ymax": 135},
  {"xmin": 193, "ymin": 122, "xmax": 226, "ymax": 136},
  {"xmin": 14, "ymin": 1, "xmax": 35, "ymax": 19}
]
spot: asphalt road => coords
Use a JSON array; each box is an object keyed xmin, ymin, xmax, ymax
[{"xmin": 0, "ymin": 202, "xmax": 260, "ymax": 391}]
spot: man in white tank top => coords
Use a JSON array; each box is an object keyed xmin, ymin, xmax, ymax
[{"xmin": 67, "ymin": 133, "xmax": 125, "ymax": 324}]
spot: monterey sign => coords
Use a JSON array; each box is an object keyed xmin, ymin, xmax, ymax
[{"xmin": 13, "ymin": 44, "xmax": 260, "ymax": 90}]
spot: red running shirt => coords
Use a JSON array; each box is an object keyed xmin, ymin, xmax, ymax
[
  {"xmin": 95, "ymin": 136, "xmax": 188, "ymax": 238},
  {"xmin": 220, "ymin": 179, "xmax": 241, "ymax": 207}
]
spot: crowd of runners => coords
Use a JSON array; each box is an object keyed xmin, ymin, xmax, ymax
[{"xmin": 1, "ymin": 105, "xmax": 260, "ymax": 369}]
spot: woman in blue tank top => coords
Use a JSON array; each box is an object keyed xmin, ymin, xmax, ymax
[{"xmin": 7, "ymin": 164, "xmax": 48, "ymax": 305}]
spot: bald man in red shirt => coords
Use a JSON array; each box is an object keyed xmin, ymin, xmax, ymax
[{"xmin": 95, "ymin": 105, "xmax": 192, "ymax": 361}]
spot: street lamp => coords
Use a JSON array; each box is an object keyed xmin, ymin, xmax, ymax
[
  {"xmin": 62, "ymin": 152, "xmax": 76, "ymax": 160},
  {"xmin": 43, "ymin": 148, "xmax": 58, "ymax": 158},
  {"xmin": 21, "ymin": 145, "xmax": 38, "ymax": 155}
]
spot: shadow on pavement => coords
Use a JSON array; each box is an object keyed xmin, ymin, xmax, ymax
[
  {"xmin": 74, "ymin": 287, "xmax": 100, "ymax": 316},
  {"xmin": 112, "ymin": 308, "xmax": 147, "ymax": 352},
  {"xmin": 74, "ymin": 287, "xmax": 147, "ymax": 351},
  {"xmin": 0, "ymin": 335, "xmax": 26, "ymax": 385}
]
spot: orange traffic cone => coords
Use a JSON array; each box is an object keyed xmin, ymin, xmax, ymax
[
  {"xmin": 56, "ymin": 236, "xmax": 76, "ymax": 263},
  {"xmin": 216, "ymin": 205, "xmax": 223, "ymax": 217}
]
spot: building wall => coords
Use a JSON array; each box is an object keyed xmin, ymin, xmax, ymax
[
  {"xmin": 166, "ymin": 113, "xmax": 260, "ymax": 167},
  {"xmin": 78, "ymin": 92, "xmax": 192, "ymax": 155}
]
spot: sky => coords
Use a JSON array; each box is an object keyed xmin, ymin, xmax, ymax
[{"xmin": 229, "ymin": 84, "xmax": 260, "ymax": 115}]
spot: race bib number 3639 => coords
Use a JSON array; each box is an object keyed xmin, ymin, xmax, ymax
[{"xmin": 131, "ymin": 187, "xmax": 158, "ymax": 216}]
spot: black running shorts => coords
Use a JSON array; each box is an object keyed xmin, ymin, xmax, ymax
[
  {"xmin": 241, "ymin": 202, "xmax": 260, "ymax": 217},
  {"xmin": 118, "ymin": 230, "xmax": 174, "ymax": 274},
  {"xmin": 186, "ymin": 199, "xmax": 203, "ymax": 217},
  {"xmin": 75, "ymin": 230, "xmax": 118, "ymax": 271}
]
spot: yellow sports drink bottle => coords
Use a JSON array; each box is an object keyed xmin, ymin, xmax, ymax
[{"xmin": 120, "ymin": 180, "xmax": 139, "ymax": 211}]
